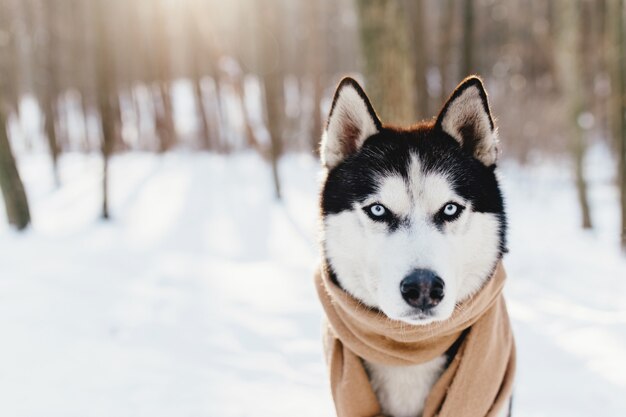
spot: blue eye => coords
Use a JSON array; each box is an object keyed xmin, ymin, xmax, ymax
[
  {"xmin": 443, "ymin": 203, "xmax": 458, "ymax": 216},
  {"xmin": 439, "ymin": 202, "xmax": 464, "ymax": 221},
  {"xmin": 369, "ymin": 204, "xmax": 386, "ymax": 217},
  {"xmin": 364, "ymin": 203, "xmax": 399, "ymax": 229}
]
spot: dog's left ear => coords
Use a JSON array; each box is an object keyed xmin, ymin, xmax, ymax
[{"xmin": 435, "ymin": 76, "xmax": 499, "ymax": 166}]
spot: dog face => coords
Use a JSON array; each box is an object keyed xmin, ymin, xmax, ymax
[{"xmin": 320, "ymin": 77, "xmax": 506, "ymax": 325}]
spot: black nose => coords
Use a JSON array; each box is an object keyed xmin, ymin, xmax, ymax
[{"xmin": 400, "ymin": 269, "xmax": 445, "ymax": 310}]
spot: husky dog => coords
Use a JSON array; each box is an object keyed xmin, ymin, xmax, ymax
[{"xmin": 319, "ymin": 76, "xmax": 508, "ymax": 417}]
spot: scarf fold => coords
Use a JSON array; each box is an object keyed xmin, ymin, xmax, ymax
[{"xmin": 315, "ymin": 262, "xmax": 515, "ymax": 417}]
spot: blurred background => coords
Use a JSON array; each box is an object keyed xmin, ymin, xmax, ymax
[{"xmin": 1, "ymin": 0, "xmax": 626, "ymax": 416}]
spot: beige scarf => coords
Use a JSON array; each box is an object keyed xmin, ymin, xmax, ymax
[{"xmin": 315, "ymin": 262, "xmax": 515, "ymax": 417}]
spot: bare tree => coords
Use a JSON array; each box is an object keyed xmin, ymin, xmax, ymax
[
  {"xmin": 95, "ymin": 0, "xmax": 116, "ymax": 219},
  {"xmin": 306, "ymin": 0, "xmax": 325, "ymax": 154},
  {"xmin": 152, "ymin": 1, "xmax": 177, "ymax": 153},
  {"xmin": 187, "ymin": 3, "xmax": 213, "ymax": 150},
  {"xmin": 555, "ymin": 0, "xmax": 593, "ymax": 229},
  {"xmin": 40, "ymin": 1, "xmax": 61, "ymax": 185},
  {"xmin": 0, "ymin": 0, "xmax": 31, "ymax": 230},
  {"xmin": 259, "ymin": 0, "xmax": 284, "ymax": 200},
  {"xmin": 0, "ymin": 110, "xmax": 31, "ymax": 230},
  {"xmin": 612, "ymin": 0, "xmax": 626, "ymax": 247},
  {"xmin": 438, "ymin": 0, "xmax": 456, "ymax": 105}
]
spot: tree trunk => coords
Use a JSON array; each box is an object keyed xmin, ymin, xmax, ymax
[
  {"xmin": 461, "ymin": 0, "xmax": 475, "ymax": 77},
  {"xmin": 233, "ymin": 74, "xmax": 261, "ymax": 151},
  {"xmin": 573, "ymin": 128, "xmax": 593, "ymax": 229},
  {"xmin": 80, "ymin": 96, "xmax": 92, "ymax": 152},
  {"xmin": 264, "ymin": 77, "xmax": 283, "ymax": 200},
  {"xmin": 194, "ymin": 79, "xmax": 213, "ymax": 151},
  {"xmin": 576, "ymin": 0, "xmax": 594, "ymax": 230},
  {"xmin": 204, "ymin": 23, "xmax": 224, "ymax": 152},
  {"xmin": 555, "ymin": 0, "xmax": 593, "ymax": 230},
  {"xmin": 311, "ymin": 73, "xmax": 324, "ymax": 155},
  {"xmin": 0, "ymin": 106, "xmax": 31, "ymax": 230},
  {"xmin": 42, "ymin": 96, "xmax": 60, "ymax": 185},
  {"xmin": 0, "ymin": 0, "xmax": 30, "ymax": 230},
  {"xmin": 612, "ymin": 0, "xmax": 626, "ymax": 248},
  {"xmin": 439, "ymin": 0, "xmax": 456, "ymax": 105},
  {"xmin": 153, "ymin": 3, "xmax": 176, "ymax": 153},
  {"xmin": 154, "ymin": 83, "xmax": 176, "ymax": 152},
  {"xmin": 42, "ymin": 1, "xmax": 61, "ymax": 186},
  {"xmin": 193, "ymin": 76, "xmax": 212, "ymax": 149},
  {"xmin": 259, "ymin": 0, "xmax": 283, "ymax": 200},
  {"xmin": 95, "ymin": 0, "xmax": 115, "ymax": 220},
  {"xmin": 404, "ymin": 0, "xmax": 429, "ymax": 120},
  {"xmin": 210, "ymin": 74, "xmax": 225, "ymax": 152},
  {"xmin": 307, "ymin": 0, "xmax": 325, "ymax": 154},
  {"xmin": 187, "ymin": 4, "xmax": 213, "ymax": 150},
  {"xmin": 356, "ymin": 0, "xmax": 415, "ymax": 125}
]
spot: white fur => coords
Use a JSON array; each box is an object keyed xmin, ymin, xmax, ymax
[
  {"xmin": 365, "ymin": 357, "xmax": 447, "ymax": 417},
  {"xmin": 366, "ymin": 358, "xmax": 510, "ymax": 417},
  {"xmin": 322, "ymin": 153, "xmax": 502, "ymax": 417},
  {"xmin": 320, "ymin": 84, "xmax": 379, "ymax": 169},
  {"xmin": 440, "ymin": 84, "xmax": 499, "ymax": 166}
]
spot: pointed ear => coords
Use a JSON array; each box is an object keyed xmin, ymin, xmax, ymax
[
  {"xmin": 435, "ymin": 76, "xmax": 499, "ymax": 166},
  {"xmin": 320, "ymin": 77, "xmax": 381, "ymax": 169}
]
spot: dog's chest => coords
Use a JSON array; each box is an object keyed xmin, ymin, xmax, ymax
[{"xmin": 364, "ymin": 355, "xmax": 447, "ymax": 417}]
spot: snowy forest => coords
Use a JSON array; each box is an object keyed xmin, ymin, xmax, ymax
[{"xmin": 1, "ymin": 0, "xmax": 626, "ymax": 416}]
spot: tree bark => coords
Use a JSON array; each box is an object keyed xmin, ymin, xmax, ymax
[
  {"xmin": 0, "ymin": 106, "xmax": 31, "ymax": 230},
  {"xmin": 307, "ymin": 0, "xmax": 325, "ymax": 154},
  {"xmin": 153, "ymin": 3, "xmax": 176, "ymax": 153},
  {"xmin": 404, "ymin": 0, "xmax": 429, "ymax": 120},
  {"xmin": 187, "ymin": 4, "xmax": 214, "ymax": 150},
  {"xmin": 193, "ymin": 75, "xmax": 212, "ymax": 149},
  {"xmin": 154, "ymin": 83, "xmax": 176, "ymax": 152},
  {"xmin": 42, "ymin": 96, "xmax": 60, "ymax": 185},
  {"xmin": 461, "ymin": 0, "xmax": 475, "ymax": 77},
  {"xmin": 259, "ymin": 0, "xmax": 283, "ymax": 200},
  {"xmin": 305, "ymin": 1, "xmax": 327, "ymax": 155},
  {"xmin": 439, "ymin": 0, "xmax": 456, "ymax": 105},
  {"xmin": 356, "ymin": 0, "xmax": 415, "ymax": 125},
  {"xmin": 0, "ymin": 0, "xmax": 30, "ymax": 230},
  {"xmin": 310, "ymin": 73, "xmax": 324, "ymax": 156},
  {"xmin": 95, "ymin": 0, "xmax": 115, "ymax": 220},
  {"xmin": 573, "ymin": 128, "xmax": 593, "ymax": 230},
  {"xmin": 207, "ymin": 65, "xmax": 224, "ymax": 153},
  {"xmin": 612, "ymin": 0, "xmax": 626, "ymax": 247},
  {"xmin": 203, "ymin": 19, "xmax": 224, "ymax": 153},
  {"xmin": 555, "ymin": 0, "xmax": 593, "ymax": 230},
  {"xmin": 42, "ymin": 1, "xmax": 60, "ymax": 186}
]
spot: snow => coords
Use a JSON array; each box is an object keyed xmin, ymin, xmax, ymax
[{"xmin": 1, "ymin": 150, "xmax": 626, "ymax": 416}]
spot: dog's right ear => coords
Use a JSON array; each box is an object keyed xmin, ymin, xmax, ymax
[
  {"xmin": 435, "ymin": 76, "xmax": 498, "ymax": 166},
  {"xmin": 320, "ymin": 77, "xmax": 381, "ymax": 169}
]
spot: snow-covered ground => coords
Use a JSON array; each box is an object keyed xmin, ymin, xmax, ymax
[{"xmin": 1, "ymin": 150, "xmax": 626, "ymax": 417}]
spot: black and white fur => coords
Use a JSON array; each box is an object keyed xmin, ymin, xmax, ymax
[{"xmin": 319, "ymin": 77, "xmax": 509, "ymax": 417}]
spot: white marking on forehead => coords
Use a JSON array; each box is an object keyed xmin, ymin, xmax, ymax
[
  {"xmin": 373, "ymin": 155, "xmax": 464, "ymax": 216},
  {"xmin": 407, "ymin": 154, "xmax": 460, "ymax": 212},
  {"xmin": 376, "ymin": 175, "xmax": 410, "ymax": 214}
]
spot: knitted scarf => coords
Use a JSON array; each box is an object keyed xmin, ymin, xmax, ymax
[{"xmin": 314, "ymin": 262, "xmax": 515, "ymax": 417}]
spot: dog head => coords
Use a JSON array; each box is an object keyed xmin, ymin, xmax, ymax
[{"xmin": 319, "ymin": 77, "xmax": 506, "ymax": 325}]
